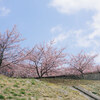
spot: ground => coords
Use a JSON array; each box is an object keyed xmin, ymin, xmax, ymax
[
  {"xmin": 80, "ymin": 81, "xmax": 100, "ymax": 96},
  {"xmin": 41, "ymin": 78, "xmax": 100, "ymax": 96},
  {"xmin": 0, "ymin": 75, "xmax": 100, "ymax": 100}
]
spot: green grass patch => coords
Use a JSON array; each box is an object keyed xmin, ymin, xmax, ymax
[
  {"xmin": 1, "ymin": 75, "xmax": 100, "ymax": 100},
  {"xmin": 0, "ymin": 95, "xmax": 5, "ymax": 99}
]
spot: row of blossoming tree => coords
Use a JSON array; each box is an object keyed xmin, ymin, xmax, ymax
[{"xmin": 0, "ymin": 26, "xmax": 100, "ymax": 78}]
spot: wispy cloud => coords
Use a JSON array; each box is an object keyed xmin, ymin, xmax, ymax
[
  {"xmin": 50, "ymin": 25, "xmax": 94, "ymax": 48},
  {"xmin": 54, "ymin": 33, "xmax": 68, "ymax": 44},
  {"xmin": 0, "ymin": 7, "xmax": 11, "ymax": 16},
  {"xmin": 50, "ymin": 25, "xmax": 100, "ymax": 62},
  {"xmin": 50, "ymin": 25, "xmax": 62, "ymax": 34},
  {"xmin": 50, "ymin": 25, "xmax": 69, "ymax": 44},
  {"xmin": 49, "ymin": 0, "xmax": 100, "ymax": 39},
  {"xmin": 49, "ymin": 0, "xmax": 99, "ymax": 14},
  {"xmin": 0, "ymin": 0, "xmax": 11, "ymax": 16},
  {"xmin": 49, "ymin": 0, "xmax": 100, "ymax": 63}
]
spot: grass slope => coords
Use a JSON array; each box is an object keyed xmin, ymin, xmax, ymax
[
  {"xmin": 80, "ymin": 81, "xmax": 100, "ymax": 96},
  {"xmin": 41, "ymin": 78, "xmax": 100, "ymax": 97},
  {"xmin": 0, "ymin": 75, "xmax": 90, "ymax": 100}
]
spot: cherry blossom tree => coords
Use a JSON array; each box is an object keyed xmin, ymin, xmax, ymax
[
  {"xmin": 0, "ymin": 25, "xmax": 26, "ymax": 72},
  {"xmin": 96, "ymin": 65, "xmax": 100, "ymax": 73},
  {"xmin": 68, "ymin": 51, "xmax": 97, "ymax": 78},
  {"xmin": 28, "ymin": 41, "xmax": 67, "ymax": 78},
  {"xmin": 12, "ymin": 63, "xmax": 35, "ymax": 78}
]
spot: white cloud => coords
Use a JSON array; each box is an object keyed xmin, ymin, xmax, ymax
[
  {"xmin": 89, "ymin": 13, "xmax": 100, "ymax": 39},
  {"xmin": 49, "ymin": 0, "xmax": 100, "ymax": 39},
  {"xmin": 49, "ymin": 0, "xmax": 100, "ymax": 63},
  {"xmin": 50, "ymin": 25, "xmax": 70, "ymax": 44},
  {"xmin": 54, "ymin": 33, "xmax": 68, "ymax": 44},
  {"xmin": 52, "ymin": 26, "xmax": 100, "ymax": 51},
  {"xmin": 51, "ymin": 26, "xmax": 95, "ymax": 48},
  {"xmin": 0, "ymin": 7, "xmax": 11, "ymax": 16},
  {"xmin": 89, "ymin": 51, "xmax": 100, "ymax": 64},
  {"xmin": 95, "ymin": 55, "xmax": 100, "ymax": 64},
  {"xmin": 51, "ymin": 25, "xmax": 62, "ymax": 34},
  {"xmin": 49, "ymin": 0, "xmax": 99, "ymax": 14}
]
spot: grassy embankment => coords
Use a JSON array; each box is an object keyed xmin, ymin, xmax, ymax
[
  {"xmin": 41, "ymin": 78, "xmax": 100, "ymax": 96},
  {"xmin": 0, "ymin": 75, "xmax": 100, "ymax": 100}
]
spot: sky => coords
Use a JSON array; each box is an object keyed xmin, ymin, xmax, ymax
[{"xmin": 0, "ymin": 0, "xmax": 100, "ymax": 63}]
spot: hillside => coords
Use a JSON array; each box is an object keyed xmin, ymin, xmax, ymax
[{"xmin": 0, "ymin": 75, "xmax": 88, "ymax": 100}]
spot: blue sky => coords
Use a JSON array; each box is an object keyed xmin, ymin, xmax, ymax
[{"xmin": 0, "ymin": 0, "xmax": 100, "ymax": 63}]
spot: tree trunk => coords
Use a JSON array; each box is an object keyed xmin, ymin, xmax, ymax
[
  {"xmin": 35, "ymin": 66, "xmax": 41, "ymax": 78},
  {"xmin": 80, "ymin": 71, "xmax": 84, "ymax": 79},
  {"xmin": 0, "ymin": 60, "xmax": 2, "ymax": 67}
]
